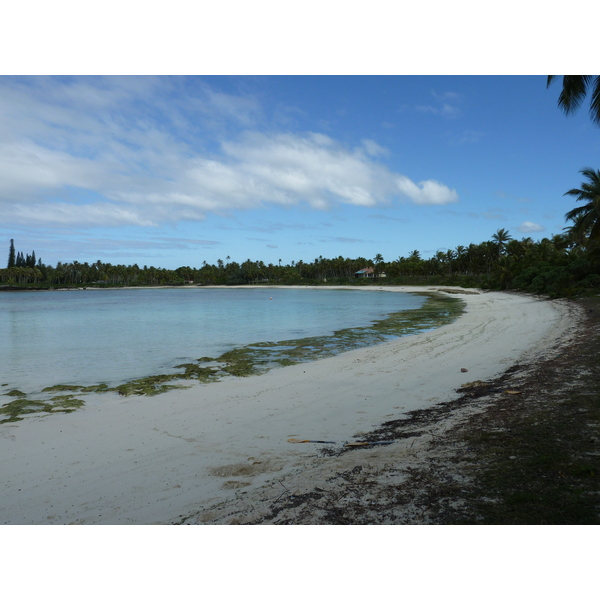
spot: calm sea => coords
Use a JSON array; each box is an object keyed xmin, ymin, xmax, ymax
[{"xmin": 0, "ymin": 287, "xmax": 429, "ymax": 394}]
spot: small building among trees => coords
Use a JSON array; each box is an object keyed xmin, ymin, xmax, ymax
[{"xmin": 355, "ymin": 267, "xmax": 386, "ymax": 279}]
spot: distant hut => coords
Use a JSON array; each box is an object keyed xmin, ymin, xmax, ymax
[{"xmin": 355, "ymin": 267, "xmax": 386, "ymax": 279}]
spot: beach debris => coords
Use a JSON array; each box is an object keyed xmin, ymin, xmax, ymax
[
  {"xmin": 505, "ymin": 390, "xmax": 522, "ymax": 395},
  {"xmin": 287, "ymin": 438, "xmax": 396, "ymax": 447},
  {"xmin": 461, "ymin": 368, "xmax": 468, "ymax": 372},
  {"xmin": 345, "ymin": 441, "xmax": 395, "ymax": 447},
  {"xmin": 460, "ymin": 380, "xmax": 486, "ymax": 388},
  {"xmin": 287, "ymin": 438, "xmax": 337, "ymax": 444}
]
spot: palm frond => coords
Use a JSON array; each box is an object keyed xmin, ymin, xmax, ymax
[
  {"xmin": 579, "ymin": 166, "xmax": 600, "ymax": 184},
  {"xmin": 565, "ymin": 205, "xmax": 588, "ymax": 221},
  {"xmin": 589, "ymin": 219, "xmax": 600, "ymax": 246},
  {"xmin": 590, "ymin": 77, "xmax": 600, "ymax": 125},
  {"xmin": 558, "ymin": 75, "xmax": 592, "ymax": 114},
  {"xmin": 548, "ymin": 76, "xmax": 600, "ymax": 125}
]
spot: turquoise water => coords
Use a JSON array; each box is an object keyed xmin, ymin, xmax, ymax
[{"xmin": 0, "ymin": 287, "xmax": 429, "ymax": 394}]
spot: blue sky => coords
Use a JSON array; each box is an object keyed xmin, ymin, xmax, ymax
[{"xmin": 2, "ymin": 74, "xmax": 598, "ymax": 269}]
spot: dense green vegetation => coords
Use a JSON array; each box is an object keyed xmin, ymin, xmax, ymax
[{"xmin": 1, "ymin": 221, "xmax": 598, "ymax": 297}]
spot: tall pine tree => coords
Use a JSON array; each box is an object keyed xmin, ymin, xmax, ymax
[{"xmin": 7, "ymin": 239, "xmax": 15, "ymax": 268}]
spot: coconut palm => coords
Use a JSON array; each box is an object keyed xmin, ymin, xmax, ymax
[
  {"xmin": 491, "ymin": 228, "xmax": 513, "ymax": 258},
  {"xmin": 564, "ymin": 167, "xmax": 600, "ymax": 249},
  {"xmin": 372, "ymin": 253, "xmax": 384, "ymax": 279},
  {"xmin": 547, "ymin": 76, "xmax": 600, "ymax": 126}
]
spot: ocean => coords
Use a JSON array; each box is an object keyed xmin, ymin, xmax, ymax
[{"xmin": 0, "ymin": 287, "xmax": 453, "ymax": 397}]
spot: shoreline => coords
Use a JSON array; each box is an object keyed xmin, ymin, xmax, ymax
[
  {"xmin": 1, "ymin": 285, "xmax": 460, "ymax": 401},
  {"xmin": 0, "ymin": 286, "xmax": 584, "ymax": 524}
]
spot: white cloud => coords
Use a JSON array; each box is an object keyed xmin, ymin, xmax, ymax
[
  {"xmin": 0, "ymin": 77, "xmax": 460, "ymax": 228},
  {"xmin": 9, "ymin": 201, "xmax": 158, "ymax": 227},
  {"xmin": 396, "ymin": 176, "xmax": 458, "ymax": 205},
  {"xmin": 517, "ymin": 221, "xmax": 546, "ymax": 233},
  {"xmin": 0, "ymin": 141, "xmax": 106, "ymax": 197}
]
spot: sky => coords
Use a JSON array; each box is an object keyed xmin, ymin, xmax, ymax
[{"xmin": 1, "ymin": 74, "xmax": 599, "ymax": 270}]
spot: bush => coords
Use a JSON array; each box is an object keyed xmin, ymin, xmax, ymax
[
  {"xmin": 580, "ymin": 274, "xmax": 600, "ymax": 288},
  {"xmin": 513, "ymin": 263, "xmax": 573, "ymax": 297}
]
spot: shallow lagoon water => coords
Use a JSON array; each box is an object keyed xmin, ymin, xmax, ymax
[{"xmin": 0, "ymin": 287, "xmax": 460, "ymax": 398}]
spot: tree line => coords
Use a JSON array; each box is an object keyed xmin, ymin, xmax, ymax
[
  {"xmin": 6, "ymin": 238, "xmax": 42, "ymax": 269},
  {"xmin": 1, "ymin": 220, "xmax": 599, "ymax": 297}
]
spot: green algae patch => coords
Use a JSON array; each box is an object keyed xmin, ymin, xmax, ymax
[
  {"xmin": 174, "ymin": 362, "xmax": 223, "ymax": 383},
  {"xmin": 1, "ymin": 398, "xmax": 51, "ymax": 422},
  {"xmin": 219, "ymin": 348, "xmax": 266, "ymax": 377},
  {"xmin": 0, "ymin": 394, "xmax": 86, "ymax": 423},
  {"xmin": 4, "ymin": 389, "xmax": 27, "ymax": 398},
  {"xmin": 80, "ymin": 384, "xmax": 110, "ymax": 393},
  {"xmin": 276, "ymin": 358, "xmax": 299, "ymax": 367},
  {"xmin": 50, "ymin": 395, "xmax": 85, "ymax": 412},
  {"xmin": 42, "ymin": 384, "xmax": 83, "ymax": 393},
  {"xmin": 113, "ymin": 361, "xmax": 226, "ymax": 396},
  {"xmin": 40, "ymin": 383, "xmax": 112, "ymax": 395},
  {"xmin": 114, "ymin": 374, "xmax": 184, "ymax": 397}
]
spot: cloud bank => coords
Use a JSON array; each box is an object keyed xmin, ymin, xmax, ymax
[{"xmin": 0, "ymin": 77, "xmax": 459, "ymax": 228}]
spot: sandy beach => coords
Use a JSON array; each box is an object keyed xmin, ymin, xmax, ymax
[{"xmin": 0, "ymin": 286, "xmax": 583, "ymax": 525}]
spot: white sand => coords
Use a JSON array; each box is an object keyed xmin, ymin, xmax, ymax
[{"xmin": 0, "ymin": 287, "xmax": 582, "ymax": 524}]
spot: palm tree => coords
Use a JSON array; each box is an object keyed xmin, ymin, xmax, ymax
[
  {"xmin": 445, "ymin": 249, "xmax": 457, "ymax": 275},
  {"xmin": 547, "ymin": 76, "xmax": 600, "ymax": 126},
  {"xmin": 491, "ymin": 228, "xmax": 513, "ymax": 258},
  {"xmin": 564, "ymin": 213, "xmax": 590, "ymax": 248},
  {"xmin": 564, "ymin": 167, "xmax": 600, "ymax": 249},
  {"xmin": 373, "ymin": 253, "xmax": 384, "ymax": 279}
]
